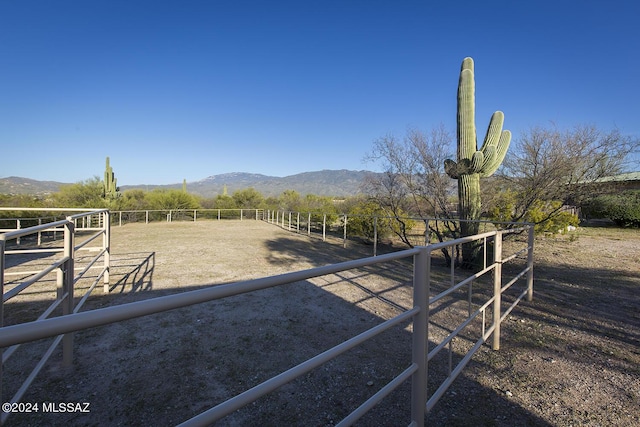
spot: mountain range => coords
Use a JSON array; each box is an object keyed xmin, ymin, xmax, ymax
[{"xmin": 0, "ymin": 170, "xmax": 376, "ymax": 198}]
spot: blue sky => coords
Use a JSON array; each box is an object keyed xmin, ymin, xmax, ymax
[{"xmin": 1, "ymin": 1, "xmax": 638, "ymax": 185}]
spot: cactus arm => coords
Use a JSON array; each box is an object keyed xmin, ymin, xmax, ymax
[
  {"xmin": 478, "ymin": 111, "xmax": 508, "ymax": 175},
  {"xmin": 470, "ymin": 151, "xmax": 484, "ymax": 173},
  {"xmin": 481, "ymin": 129, "xmax": 511, "ymax": 177}
]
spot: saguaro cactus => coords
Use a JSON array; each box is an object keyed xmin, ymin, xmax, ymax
[
  {"xmin": 445, "ymin": 57, "xmax": 511, "ymax": 266},
  {"xmin": 103, "ymin": 156, "xmax": 119, "ymax": 200}
]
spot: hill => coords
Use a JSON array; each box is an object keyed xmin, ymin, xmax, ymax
[
  {"xmin": 1, "ymin": 170, "xmax": 375, "ymax": 198},
  {"xmin": 0, "ymin": 177, "xmax": 66, "ymax": 195},
  {"xmin": 122, "ymin": 170, "xmax": 373, "ymax": 197}
]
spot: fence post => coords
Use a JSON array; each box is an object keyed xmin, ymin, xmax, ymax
[
  {"xmin": 0, "ymin": 239, "xmax": 4, "ymax": 402},
  {"xmin": 492, "ymin": 231, "xmax": 503, "ymax": 351},
  {"xmin": 1, "ymin": 239, "xmax": 5, "ymax": 327},
  {"xmin": 241, "ymin": 209, "xmax": 243, "ymax": 221},
  {"xmin": 16, "ymin": 219, "xmax": 20, "ymax": 245},
  {"xmin": 297, "ymin": 212, "xmax": 300, "ymax": 233},
  {"xmin": 526, "ymin": 224, "xmax": 534, "ymax": 302},
  {"xmin": 63, "ymin": 220, "xmax": 75, "ymax": 366},
  {"xmin": 411, "ymin": 247, "xmax": 429, "ymax": 427},
  {"xmin": 322, "ymin": 214, "xmax": 326, "ymax": 242},
  {"xmin": 288, "ymin": 212, "xmax": 292, "ymax": 230},
  {"xmin": 373, "ymin": 216, "xmax": 378, "ymax": 257},
  {"xmin": 103, "ymin": 211, "xmax": 111, "ymax": 293},
  {"xmin": 424, "ymin": 219, "xmax": 430, "ymax": 245},
  {"xmin": 194, "ymin": 209, "xmax": 197, "ymax": 222},
  {"xmin": 308, "ymin": 213, "xmax": 311, "ymax": 236},
  {"xmin": 343, "ymin": 214, "xmax": 347, "ymax": 248}
]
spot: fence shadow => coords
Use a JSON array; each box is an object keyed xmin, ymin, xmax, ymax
[
  {"xmin": 262, "ymin": 234, "xmax": 551, "ymax": 426},
  {"xmin": 108, "ymin": 252, "xmax": 156, "ymax": 293}
]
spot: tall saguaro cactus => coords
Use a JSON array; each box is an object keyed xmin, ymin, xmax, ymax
[
  {"xmin": 103, "ymin": 156, "xmax": 119, "ymax": 200},
  {"xmin": 445, "ymin": 57, "xmax": 511, "ymax": 266}
]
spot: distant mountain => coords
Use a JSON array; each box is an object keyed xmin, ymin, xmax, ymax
[
  {"xmin": 0, "ymin": 176, "xmax": 66, "ymax": 195},
  {"xmin": 123, "ymin": 170, "xmax": 374, "ymax": 197},
  {"xmin": 1, "ymin": 170, "xmax": 376, "ymax": 198}
]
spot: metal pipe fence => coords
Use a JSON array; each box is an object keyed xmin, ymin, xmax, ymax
[
  {"xmin": 265, "ymin": 209, "xmax": 526, "ymax": 257},
  {"xmin": 0, "ymin": 211, "xmax": 533, "ymax": 426},
  {"xmin": 111, "ymin": 208, "xmax": 265, "ymax": 226},
  {"xmin": 0, "ymin": 208, "xmax": 111, "ymax": 423}
]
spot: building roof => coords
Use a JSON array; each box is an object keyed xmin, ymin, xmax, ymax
[{"xmin": 593, "ymin": 171, "xmax": 640, "ymax": 183}]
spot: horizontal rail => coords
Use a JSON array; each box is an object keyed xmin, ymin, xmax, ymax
[
  {"xmin": 179, "ymin": 307, "xmax": 420, "ymax": 426},
  {"xmin": 74, "ymin": 248, "xmax": 107, "ymax": 283},
  {"xmin": 429, "ymin": 263, "xmax": 495, "ymax": 305},
  {"xmin": 426, "ymin": 333, "xmax": 487, "ymax": 413},
  {"xmin": 74, "ymin": 268, "xmax": 107, "ymax": 314},
  {"xmin": 0, "ymin": 248, "xmax": 420, "ymax": 347},
  {"xmin": 336, "ymin": 363, "xmax": 418, "ymax": 427},
  {"xmin": 3, "ymin": 257, "xmax": 68, "ymax": 302},
  {"xmin": 4, "ymin": 248, "xmax": 64, "ymax": 255},
  {"xmin": 0, "ymin": 219, "xmax": 69, "ymax": 241}
]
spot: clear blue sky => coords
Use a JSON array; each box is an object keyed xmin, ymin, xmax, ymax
[{"xmin": 1, "ymin": 1, "xmax": 638, "ymax": 185}]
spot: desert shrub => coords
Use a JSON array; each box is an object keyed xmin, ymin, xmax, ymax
[
  {"xmin": 525, "ymin": 200, "xmax": 579, "ymax": 233},
  {"xmin": 116, "ymin": 189, "xmax": 150, "ymax": 211},
  {"xmin": 346, "ymin": 200, "xmax": 394, "ymax": 242},
  {"xmin": 232, "ymin": 188, "xmax": 264, "ymax": 208},
  {"xmin": 51, "ymin": 177, "xmax": 106, "ymax": 208},
  {"xmin": 487, "ymin": 191, "xmax": 579, "ymax": 234},
  {"xmin": 487, "ymin": 189, "xmax": 518, "ymax": 223},
  {"xmin": 300, "ymin": 194, "xmax": 339, "ymax": 224},
  {"xmin": 582, "ymin": 191, "xmax": 640, "ymax": 228},
  {"xmin": 145, "ymin": 189, "xmax": 201, "ymax": 211}
]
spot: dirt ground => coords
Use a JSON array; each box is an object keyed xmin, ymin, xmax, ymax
[{"xmin": 2, "ymin": 219, "xmax": 639, "ymax": 426}]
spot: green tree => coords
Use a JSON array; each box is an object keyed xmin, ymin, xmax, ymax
[
  {"xmin": 214, "ymin": 194, "xmax": 237, "ymax": 209},
  {"xmin": 145, "ymin": 189, "xmax": 200, "ymax": 210},
  {"xmin": 51, "ymin": 177, "xmax": 105, "ymax": 208},
  {"xmin": 117, "ymin": 189, "xmax": 150, "ymax": 211},
  {"xmin": 232, "ymin": 188, "xmax": 264, "ymax": 208},
  {"xmin": 346, "ymin": 198, "xmax": 394, "ymax": 243},
  {"xmin": 582, "ymin": 191, "xmax": 640, "ymax": 227},
  {"xmin": 279, "ymin": 190, "xmax": 301, "ymax": 212}
]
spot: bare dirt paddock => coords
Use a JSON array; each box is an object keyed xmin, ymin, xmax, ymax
[{"xmin": 3, "ymin": 220, "xmax": 640, "ymax": 426}]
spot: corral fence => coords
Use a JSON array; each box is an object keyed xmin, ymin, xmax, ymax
[
  {"xmin": 0, "ymin": 207, "xmax": 534, "ymax": 426},
  {"xmin": 111, "ymin": 208, "xmax": 265, "ymax": 225},
  {"xmin": 266, "ymin": 209, "xmax": 520, "ymax": 257},
  {"xmin": 0, "ymin": 208, "xmax": 111, "ymax": 423}
]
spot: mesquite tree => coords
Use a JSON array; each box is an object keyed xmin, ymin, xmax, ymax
[{"xmin": 444, "ymin": 57, "xmax": 511, "ymax": 266}]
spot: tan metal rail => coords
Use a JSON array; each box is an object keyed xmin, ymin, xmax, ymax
[
  {"xmin": 0, "ymin": 216, "xmax": 532, "ymax": 426},
  {"xmin": 111, "ymin": 208, "xmax": 265, "ymax": 225},
  {"xmin": 0, "ymin": 208, "xmax": 110, "ymax": 423}
]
